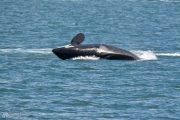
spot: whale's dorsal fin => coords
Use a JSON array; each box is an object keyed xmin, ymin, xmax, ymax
[{"xmin": 71, "ymin": 33, "xmax": 85, "ymax": 45}]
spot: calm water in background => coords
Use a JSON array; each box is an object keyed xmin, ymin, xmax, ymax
[{"xmin": 0, "ymin": 0, "xmax": 180, "ymax": 119}]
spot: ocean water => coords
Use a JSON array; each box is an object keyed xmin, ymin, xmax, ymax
[{"xmin": 0, "ymin": 0, "xmax": 180, "ymax": 119}]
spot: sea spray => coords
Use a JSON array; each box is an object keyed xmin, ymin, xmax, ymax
[
  {"xmin": 71, "ymin": 55, "xmax": 100, "ymax": 60},
  {"xmin": 132, "ymin": 50, "xmax": 157, "ymax": 60}
]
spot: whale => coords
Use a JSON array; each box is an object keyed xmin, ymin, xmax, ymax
[{"xmin": 52, "ymin": 33, "xmax": 140, "ymax": 60}]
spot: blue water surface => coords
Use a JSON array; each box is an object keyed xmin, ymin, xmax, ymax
[{"xmin": 0, "ymin": 0, "xmax": 180, "ymax": 119}]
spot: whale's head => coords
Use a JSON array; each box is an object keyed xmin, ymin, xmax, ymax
[{"xmin": 52, "ymin": 45, "xmax": 69, "ymax": 53}]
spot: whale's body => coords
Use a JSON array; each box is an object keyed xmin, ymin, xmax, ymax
[{"xmin": 52, "ymin": 33, "xmax": 140, "ymax": 60}]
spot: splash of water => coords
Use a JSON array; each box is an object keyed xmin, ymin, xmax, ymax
[
  {"xmin": 132, "ymin": 50, "xmax": 158, "ymax": 61},
  {"xmin": 71, "ymin": 55, "xmax": 100, "ymax": 60}
]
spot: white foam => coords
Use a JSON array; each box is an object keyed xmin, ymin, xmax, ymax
[
  {"xmin": 156, "ymin": 53, "xmax": 180, "ymax": 57},
  {"xmin": 71, "ymin": 55, "xmax": 100, "ymax": 60},
  {"xmin": 132, "ymin": 50, "xmax": 158, "ymax": 60},
  {"xmin": 0, "ymin": 48, "xmax": 52, "ymax": 54}
]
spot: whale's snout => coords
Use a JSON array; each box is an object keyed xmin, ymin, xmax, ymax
[{"xmin": 52, "ymin": 48, "xmax": 58, "ymax": 54}]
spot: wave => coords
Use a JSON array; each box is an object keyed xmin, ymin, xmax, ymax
[
  {"xmin": 156, "ymin": 53, "xmax": 180, "ymax": 57},
  {"xmin": 132, "ymin": 50, "xmax": 180, "ymax": 61},
  {"xmin": 0, "ymin": 48, "xmax": 52, "ymax": 54},
  {"xmin": 71, "ymin": 55, "xmax": 100, "ymax": 60},
  {"xmin": 132, "ymin": 50, "xmax": 157, "ymax": 61},
  {"xmin": 72, "ymin": 50, "xmax": 158, "ymax": 61}
]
